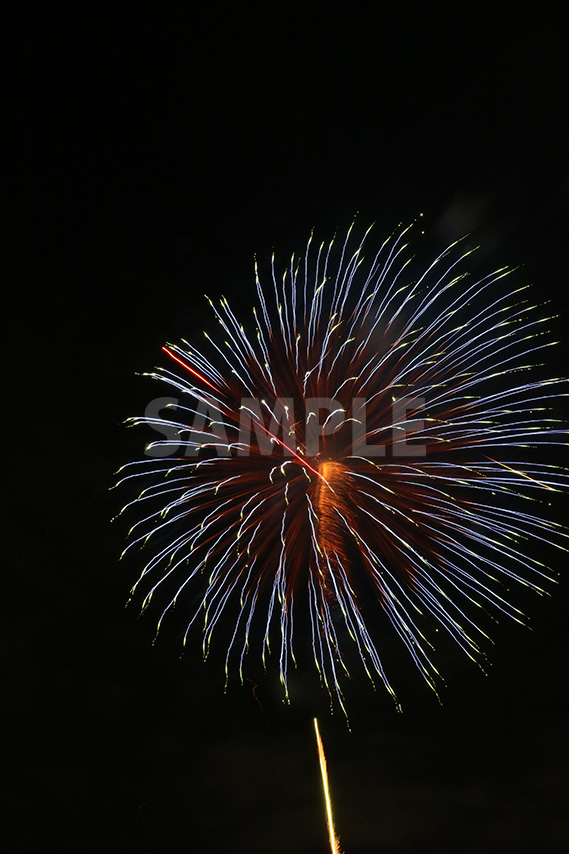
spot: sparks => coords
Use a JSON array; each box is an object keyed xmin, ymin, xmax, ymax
[
  {"xmin": 118, "ymin": 221, "xmax": 568, "ymax": 717},
  {"xmin": 485, "ymin": 455, "xmax": 559, "ymax": 492},
  {"xmin": 161, "ymin": 345, "xmax": 220, "ymax": 392},
  {"xmin": 162, "ymin": 343, "xmax": 332, "ymax": 488}
]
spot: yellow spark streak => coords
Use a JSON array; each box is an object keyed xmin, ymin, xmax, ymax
[
  {"xmin": 485, "ymin": 455, "xmax": 558, "ymax": 491},
  {"xmin": 314, "ymin": 718, "xmax": 343, "ymax": 854}
]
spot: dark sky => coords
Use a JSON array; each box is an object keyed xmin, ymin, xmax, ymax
[{"xmin": 7, "ymin": 7, "xmax": 569, "ymax": 853}]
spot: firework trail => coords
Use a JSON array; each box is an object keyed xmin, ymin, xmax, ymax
[
  {"xmin": 117, "ymin": 221, "xmax": 568, "ymax": 718},
  {"xmin": 314, "ymin": 718, "xmax": 342, "ymax": 854}
]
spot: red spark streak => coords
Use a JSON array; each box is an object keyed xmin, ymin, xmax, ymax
[
  {"xmin": 162, "ymin": 346, "xmax": 219, "ymax": 392},
  {"xmin": 162, "ymin": 345, "xmax": 330, "ymax": 486}
]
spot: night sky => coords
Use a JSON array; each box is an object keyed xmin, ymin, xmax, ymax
[{"xmin": 7, "ymin": 7, "xmax": 569, "ymax": 853}]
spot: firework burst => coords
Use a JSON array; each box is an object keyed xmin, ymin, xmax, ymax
[{"xmin": 117, "ymin": 221, "xmax": 567, "ymax": 718}]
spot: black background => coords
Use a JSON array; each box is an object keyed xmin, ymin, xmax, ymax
[{"xmin": 7, "ymin": 6, "xmax": 569, "ymax": 853}]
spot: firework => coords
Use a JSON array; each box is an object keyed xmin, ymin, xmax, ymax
[
  {"xmin": 314, "ymin": 718, "xmax": 342, "ymax": 854},
  {"xmin": 117, "ymin": 221, "xmax": 567, "ymax": 718}
]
